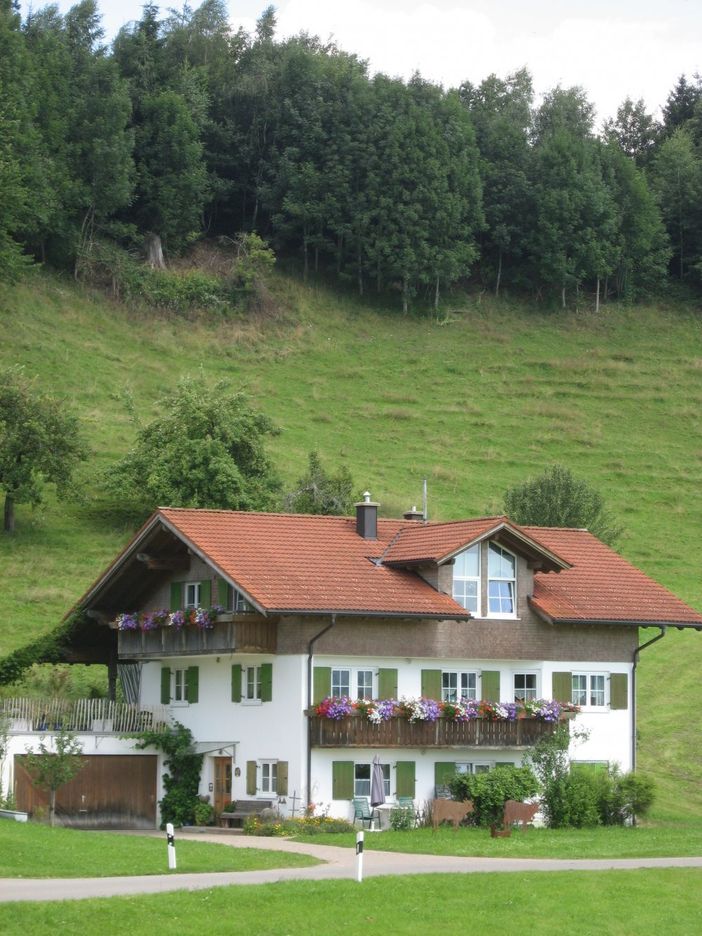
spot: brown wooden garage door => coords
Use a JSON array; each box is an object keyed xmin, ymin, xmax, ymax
[{"xmin": 15, "ymin": 754, "xmax": 158, "ymax": 829}]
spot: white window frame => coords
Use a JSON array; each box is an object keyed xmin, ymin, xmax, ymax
[
  {"xmin": 242, "ymin": 665, "xmax": 262, "ymax": 702},
  {"xmin": 354, "ymin": 762, "xmax": 390, "ymax": 798},
  {"xmin": 260, "ymin": 760, "xmax": 277, "ymax": 796},
  {"xmin": 184, "ymin": 581, "xmax": 201, "ymax": 609},
  {"xmin": 572, "ymin": 672, "xmax": 608, "ymax": 709},
  {"xmin": 455, "ymin": 761, "xmax": 492, "ymax": 775},
  {"xmin": 452, "ymin": 545, "xmax": 481, "ymax": 614},
  {"xmin": 234, "ymin": 589, "xmax": 253, "ymax": 613},
  {"xmin": 172, "ymin": 668, "xmax": 189, "ymax": 704},
  {"xmin": 331, "ymin": 667, "xmax": 375, "ymax": 700},
  {"xmin": 513, "ymin": 672, "xmax": 538, "ymax": 702},
  {"xmin": 487, "ymin": 543, "xmax": 517, "ymax": 617},
  {"xmin": 442, "ymin": 671, "xmax": 478, "ymax": 702}
]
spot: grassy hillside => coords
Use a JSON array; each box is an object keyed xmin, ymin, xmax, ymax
[{"xmin": 1, "ymin": 268, "xmax": 701, "ymax": 817}]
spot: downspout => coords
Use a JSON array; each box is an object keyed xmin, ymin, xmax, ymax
[
  {"xmin": 306, "ymin": 614, "xmax": 336, "ymax": 808},
  {"xmin": 631, "ymin": 626, "xmax": 666, "ymax": 774}
]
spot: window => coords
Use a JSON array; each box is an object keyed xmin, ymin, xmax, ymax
[
  {"xmin": 331, "ymin": 668, "xmax": 374, "ymax": 700},
  {"xmin": 453, "ymin": 545, "xmax": 480, "ymax": 613},
  {"xmin": 184, "ymin": 581, "xmax": 201, "ymax": 609},
  {"xmin": 514, "ymin": 673, "xmax": 537, "ymax": 701},
  {"xmin": 488, "ymin": 544, "xmax": 516, "ymax": 615},
  {"xmin": 261, "ymin": 761, "xmax": 277, "ymax": 794},
  {"xmin": 455, "ymin": 762, "xmax": 491, "ymax": 775},
  {"xmin": 173, "ymin": 668, "xmax": 187, "ymax": 702},
  {"xmin": 244, "ymin": 665, "xmax": 262, "ymax": 701},
  {"xmin": 354, "ymin": 762, "xmax": 390, "ymax": 798},
  {"xmin": 234, "ymin": 590, "xmax": 253, "ymax": 613},
  {"xmin": 442, "ymin": 671, "xmax": 478, "ymax": 702},
  {"xmin": 572, "ymin": 673, "xmax": 606, "ymax": 707}
]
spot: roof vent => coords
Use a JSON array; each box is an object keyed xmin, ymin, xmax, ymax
[
  {"xmin": 355, "ymin": 491, "xmax": 379, "ymax": 540},
  {"xmin": 403, "ymin": 505, "xmax": 424, "ymax": 521}
]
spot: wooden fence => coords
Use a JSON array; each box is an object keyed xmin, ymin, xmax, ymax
[{"xmin": 2, "ymin": 698, "xmax": 171, "ymax": 734}]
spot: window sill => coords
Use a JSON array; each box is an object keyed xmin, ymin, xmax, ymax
[{"xmin": 240, "ymin": 700, "xmax": 263, "ymax": 707}]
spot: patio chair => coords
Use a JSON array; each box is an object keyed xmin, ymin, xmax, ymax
[{"xmin": 353, "ymin": 797, "xmax": 380, "ymax": 829}]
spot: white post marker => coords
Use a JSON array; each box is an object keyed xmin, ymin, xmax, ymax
[
  {"xmin": 166, "ymin": 822, "xmax": 177, "ymax": 870},
  {"xmin": 355, "ymin": 829, "xmax": 364, "ymax": 883}
]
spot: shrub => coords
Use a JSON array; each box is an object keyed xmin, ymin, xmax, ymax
[
  {"xmin": 618, "ymin": 771, "xmax": 655, "ymax": 821},
  {"xmin": 242, "ymin": 815, "xmax": 355, "ymax": 836},
  {"xmin": 389, "ymin": 806, "xmax": 415, "ymax": 831},
  {"xmin": 448, "ymin": 766, "xmax": 539, "ymax": 827},
  {"xmin": 193, "ymin": 802, "xmax": 215, "ymax": 826}
]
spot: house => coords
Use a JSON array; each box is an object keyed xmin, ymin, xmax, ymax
[{"xmin": 5, "ymin": 495, "xmax": 702, "ymax": 826}]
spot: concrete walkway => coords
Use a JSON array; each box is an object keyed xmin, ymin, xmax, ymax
[{"xmin": 2, "ymin": 833, "xmax": 701, "ymax": 903}]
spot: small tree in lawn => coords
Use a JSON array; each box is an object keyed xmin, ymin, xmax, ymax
[
  {"xmin": 0, "ymin": 367, "xmax": 88, "ymax": 533},
  {"xmin": 284, "ymin": 451, "xmax": 356, "ymax": 515},
  {"xmin": 24, "ymin": 727, "xmax": 85, "ymax": 826},
  {"xmin": 104, "ymin": 376, "xmax": 281, "ymax": 518},
  {"xmin": 502, "ymin": 464, "xmax": 622, "ymax": 546}
]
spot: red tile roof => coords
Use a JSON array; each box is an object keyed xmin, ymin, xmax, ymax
[
  {"xmin": 78, "ymin": 508, "xmax": 702, "ymax": 628},
  {"xmin": 525, "ymin": 527, "xmax": 702, "ymax": 627},
  {"xmin": 158, "ymin": 508, "xmax": 469, "ymax": 618}
]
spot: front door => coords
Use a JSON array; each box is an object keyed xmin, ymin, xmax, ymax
[{"xmin": 213, "ymin": 757, "xmax": 232, "ymax": 814}]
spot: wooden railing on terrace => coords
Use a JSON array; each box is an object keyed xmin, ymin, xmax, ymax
[
  {"xmin": 2, "ymin": 698, "xmax": 171, "ymax": 735},
  {"xmin": 118, "ymin": 615, "xmax": 276, "ymax": 659},
  {"xmin": 308, "ymin": 714, "xmax": 561, "ymax": 749}
]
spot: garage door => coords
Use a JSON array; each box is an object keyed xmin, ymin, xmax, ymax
[{"xmin": 14, "ymin": 754, "xmax": 158, "ymax": 829}]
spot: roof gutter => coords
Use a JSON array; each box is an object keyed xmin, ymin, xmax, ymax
[
  {"xmin": 306, "ymin": 614, "xmax": 336, "ymax": 808},
  {"xmin": 631, "ymin": 626, "xmax": 666, "ymax": 786}
]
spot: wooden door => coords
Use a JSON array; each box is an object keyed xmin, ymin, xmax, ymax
[{"xmin": 213, "ymin": 756, "xmax": 232, "ymax": 814}]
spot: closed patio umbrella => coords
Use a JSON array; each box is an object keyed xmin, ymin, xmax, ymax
[{"xmin": 370, "ymin": 755, "xmax": 386, "ymax": 807}]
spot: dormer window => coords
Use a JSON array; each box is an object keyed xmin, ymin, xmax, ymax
[
  {"xmin": 452, "ymin": 545, "xmax": 480, "ymax": 613},
  {"xmin": 488, "ymin": 543, "xmax": 516, "ymax": 616}
]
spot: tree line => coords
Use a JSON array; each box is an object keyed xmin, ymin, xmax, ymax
[{"xmin": 2, "ymin": 0, "xmax": 702, "ymax": 308}]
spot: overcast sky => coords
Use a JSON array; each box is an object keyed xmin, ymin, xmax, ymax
[{"xmin": 20, "ymin": 0, "xmax": 702, "ymax": 124}]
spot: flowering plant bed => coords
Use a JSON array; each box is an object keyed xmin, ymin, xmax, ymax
[
  {"xmin": 113, "ymin": 606, "xmax": 225, "ymax": 632},
  {"xmin": 314, "ymin": 696, "xmax": 578, "ymax": 723}
]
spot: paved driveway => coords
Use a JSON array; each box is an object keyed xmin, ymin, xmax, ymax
[{"xmin": 2, "ymin": 833, "xmax": 701, "ymax": 903}]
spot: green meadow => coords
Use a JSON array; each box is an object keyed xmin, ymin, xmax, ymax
[
  {"xmin": 1, "ymin": 870, "xmax": 701, "ymax": 935},
  {"xmin": 1, "ymin": 268, "xmax": 701, "ymax": 817}
]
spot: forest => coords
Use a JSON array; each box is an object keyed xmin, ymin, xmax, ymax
[{"xmin": 2, "ymin": 0, "xmax": 702, "ymax": 311}]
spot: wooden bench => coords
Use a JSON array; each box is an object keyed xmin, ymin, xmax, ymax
[{"xmin": 219, "ymin": 800, "xmax": 274, "ymax": 828}]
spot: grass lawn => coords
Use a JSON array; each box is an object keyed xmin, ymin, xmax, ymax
[
  {"xmin": 291, "ymin": 819, "xmax": 702, "ymax": 858},
  {"xmin": 0, "ymin": 822, "xmax": 318, "ymax": 878},
  {"xmin": 0, "ymin": 870, "xmax": 701, "ymax": 935}
]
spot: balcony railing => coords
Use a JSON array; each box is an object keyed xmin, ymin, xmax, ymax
[
  {"xmin": 308, "ymin": 714, "xmax": 562, "ymax": 748},
  {"xmin": 2, "ymin": 698, "xmax": 171, "ymax": 735},
  {"xmin": 117, "ymin": 614, "xmax": 277, "ymax": 659}
]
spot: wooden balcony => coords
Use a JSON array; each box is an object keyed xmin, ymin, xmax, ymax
[
  {"xmin": 2, "ymin": 698, "xmax": 171, "ymax": 735},
  {"xmin": 308, "ymin": 714, "xmax": 561, "ymax": 749},
  {"xmin": 117, "ymin": 615, "xmax": 277, "ymax": 659}
]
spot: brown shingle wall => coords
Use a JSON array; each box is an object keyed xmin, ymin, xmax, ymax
[{"xmin": 277, "ymin": 610, "xmax": 638, "ymax": 662}]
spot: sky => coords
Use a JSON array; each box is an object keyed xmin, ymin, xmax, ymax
[{"xmin": 19, "ymin": 0, "xmax": 702, "ymax": 124}]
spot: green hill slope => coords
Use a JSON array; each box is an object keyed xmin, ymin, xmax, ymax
[{"xmin": 1, "ymin": 269, "xmax": 701, "ymax": 817}]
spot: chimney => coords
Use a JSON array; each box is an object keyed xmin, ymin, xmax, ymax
[
  {"xmin": 355, "ymin": 491, "xmax": 379, "ymax": 539},
  {"xmin": 403, "ymin": 505, "xmax": 424, "ymax": 521}
]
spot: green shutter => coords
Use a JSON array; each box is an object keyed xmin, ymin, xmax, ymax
[
  {"xmin": 552, "ymin": 671, "xmax": 573, "ymax": 704},
  {"xmin": 186, "ymin": 666, "xmax": 199, "ymax": 704},
  {"xmin": 332, "ymin": 761, "xmax": 354, "ymax": 800},
  {"xmin": 396, "ymin": 761, "xmax": 416, "ymax": 798},
  {"xmin": 217, "ymin": 576, "xmax": 230, "ymax": 608},
  {"xmin": 610, "ymin": 673, "xmax": 629, "ymax": 710},
  {"xmin": 434, "ymin": 762, "xmax": 456, "ymax": 792},
  {"xmin": 260, "ymin": 663, "xmax": 273, "ymax": 702},
  {"xmin": 277, "ymin": 761, "xmax": 288, "ymax": 796},
  {"xmin": 421, "ymin": 669, "xmax": 442, "ymax": 699},
  {"xmin": 170, "ymin": 582, "xmax": 182, "ymax": 611},
  {"xmin": 231, "ymin": 664, "xmax": 242, "ymax": 703},
  {"xmin": 481, "ymin": 670, "xmax": 500, "ymax": 702},
  {"xmin": 160, "ymin": 667, "xmax": 171, "ymax": 704},
  {"xmin": 200, "ymin": 579, "xmax": 211, "ymax": 608},
  {"xmin": 313, "ymin": 666, "xmax": 331, "ymax": 704},
  {"xmin": 378, "ymin": 668, "xmax": 398, "ymax": 699},
  {"xmin": 246, "ymin": 760, "xmax": 257, "ymax": 795}
]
